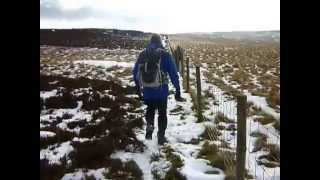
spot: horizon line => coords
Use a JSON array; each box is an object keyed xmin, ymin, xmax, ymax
[{"xmin": 39, "ymin": 27, "xmax": 280, "ymax": 35}]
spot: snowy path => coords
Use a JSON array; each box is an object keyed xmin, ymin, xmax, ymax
[
  {"xmin": 54, "ymin": 36, "xmax": 279, "ymax": 179},
  {"xmin": 71, "ymin": 37, "xmax": 227, "ymax": 179},
  {"xmin": 111, "ymin": 78, "xmax": 225, "ymax": 180},
  {"xmin": 69, "ymin": 37, "xmax": 279, "ymax": 179}
]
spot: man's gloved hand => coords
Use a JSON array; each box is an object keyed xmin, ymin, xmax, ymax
[
  {"xmin": 138, "ymin": 92, "xmax": 143, "ymax": 101},
  {"xmin": 175, "ymin": 90, "xmax": 186, "ymax": 102},
  {"xmin": 136, "ymin": 86, "xmax": 143, "ymax": 101}
]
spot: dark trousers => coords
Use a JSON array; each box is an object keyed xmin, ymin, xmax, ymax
[{"xmin": 145, "ymin": 98, "xmax": 168, "ymax": 138}]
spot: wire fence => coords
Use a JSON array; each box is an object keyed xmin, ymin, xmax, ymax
[{"xmin": 169, "ymin": 40, "xmax": 280, "ymax": 180}]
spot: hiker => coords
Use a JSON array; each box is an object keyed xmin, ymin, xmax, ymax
[{"xmin": 133, "ymin": 34, "xmax": 185, "ymax": 145}]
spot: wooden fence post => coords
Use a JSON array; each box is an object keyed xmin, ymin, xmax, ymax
[
  {"xmin": 186, "ymin": 57, "xmax": 190, "ymax": 92},
  {"xmin": 180, "ymin": 48, "xmax": 184, "ymax": 78},
  {"xmin": 236, "ymin": 95, "xmax": 247, "ymax": 180},
  {"xmin": 196, "ymin": 66, "xmax": 202, "ymax": 120},
  {"xmin": 168, "ymin": 41, "xmax": 174, "ymax": 55},
  {"xmin": 177, "ymin": 48, "xmax": 181, "ymax": 73},
  {"xmin": 174, "ymin": 49, "xmax": 180, "ymax": 73},
  {"xmin": 168, "ymin": 42, "xmax": 178, "ymax": 70}
]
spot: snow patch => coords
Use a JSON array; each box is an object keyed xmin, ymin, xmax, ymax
[
  {"xmin": 40, "ymin": 141, "xmax": 74, "ymax": 165},
  {"xmin": 74, "ymin": 60, "xmax": 134, "ymax": 69},
  {"xmin": 61, "ymin": 168, "xmax": 106, "ymax": 180},
  {"xmin": 40, "ymin": 89, "xmax": 58, "ymax": 99},
  {"xmin": 245, "ymin": 92, "xmax": 280, "ymax": 121},
  {"xmin": 40, "ymin": 131, "xmax": 56, "ymax": 138}
]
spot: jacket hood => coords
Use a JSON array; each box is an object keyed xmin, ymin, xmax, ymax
[{"xmin": 148, "ymin": 42, "xmax": 164, "ymax": 49}]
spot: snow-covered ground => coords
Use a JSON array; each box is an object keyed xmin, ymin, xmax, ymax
[
  {"xmin": 40, "ymin": 141, "xmax": 74, "ymax": 165},
  {"xmin": 66, "ymin": 39, "xmax": 227, "ymax": 179},
  {"xmin": 184, "ymin": 55, "xmax": 280, "ymax": 179},
  {"xmin": 74, "ymin": 60, "xmax": 134, "ymax": 69},
  {"xmin": 41, "ymin": 47, "xmax": 144, "ymax": 179},
  {"xmin": 41, "ymin": 36, "xmax": 279, "ymax": 179},
  {"xmin": 244, "ymin": 92, "xmax": 280, "ymax": 121},
  {"xmin": 111, "ymin": 79, "xmax": 226, "ymax": 180},
  {"xmin": 61, "ymin": 168, "xmax": 106, "ymax": 180},
  {"xmin": 41, "ymin": 43, "xmax": 227, "ymax": 179}
]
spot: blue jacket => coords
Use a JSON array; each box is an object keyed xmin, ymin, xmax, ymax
[{"xmin": 133, "ymin": 42, "xmax": 180, "ymax": 100}]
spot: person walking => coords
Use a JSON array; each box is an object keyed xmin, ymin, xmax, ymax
[{"xmin": 133, "ymin": 34, "xmax": 184, "ymax": 145}]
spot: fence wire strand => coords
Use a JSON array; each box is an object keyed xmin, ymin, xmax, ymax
[{"xmin": 169, "ymin": 41, "xmax": 279, "ymax": 180}]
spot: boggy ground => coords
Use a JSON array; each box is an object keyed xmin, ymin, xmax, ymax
[{"xmin": 40, "ymin": 71, "xmax": 145, "ymax": 180}]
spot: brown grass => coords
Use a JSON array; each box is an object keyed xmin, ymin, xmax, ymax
[
  {"xmin": 273, "ymin": 120, "xmax": 280, "ymax": 131},
  {"xmin": 40, "ymin": 157, "xmax": 68, "ymax": 180},
  {"xmin": 214, "ymin": 112, "xmax": 235, "ymax": 124},
  {"xmin": 266, "ymin": 88, "xmax": 280, "ymax": 109},
  {"xmin": 201, "ymin": 125, "xmax": 221, "ymax": 141},
  {"xmin": 252, "ymin": 133, "xmax": 268, "ymax": 153},
  {"xmin": 40, "ymin": 74, "xmax": 145, "ymax": 177},
  {"xmin": 162, "ymin": 146, "xmax": 184, "ymax": 169},
  {"xmin": 170, "ymin": 37, "xmax": 279, "ymax": 114},
  {"xmin": 257, "ymin": 144, "xmax": 280, "ymax": 168},
  {"xmin": 103, "ymin": 159, "xmax": 143, "ymax": 180},
  {"xmin": 198, "ymin": 141, "xmax": 237, "ymax": 176},
  {"xmin": 254, "ymin": 113, "xmax": 276, "ymax": 125}
]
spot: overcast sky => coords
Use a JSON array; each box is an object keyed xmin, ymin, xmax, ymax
[{"xmin": 40, "ymin": 0, "xmax": 280, "ymax": 34}]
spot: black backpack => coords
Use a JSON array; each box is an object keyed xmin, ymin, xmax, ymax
[{"xmin": 138, "ymin": 48, "xmax": 164, "ymax": 88}]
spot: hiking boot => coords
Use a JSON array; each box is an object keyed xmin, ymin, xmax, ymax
[
  {"xmin": 158, "ymin": 136, "xmax": 168, "ymax": 145},
  {"xmin": 145, "ymin": 131, "xmax": 152, "ymax": 140},
  {"xmin": 145, "ymin": 125, "xmax": 154, "ymax": 140}
]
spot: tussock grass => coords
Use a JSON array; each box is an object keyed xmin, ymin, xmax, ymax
[
  {"xmin": 230, "ymin": 69, "xmax": 250, "ymax": 84},
  {"xmin": 226, "ymin": 124, "xmax": 236, "ymax": 131},
  {"xmin": 180, "ymin": 113, "xmax": 186, "ymax": 120},
  {"xmin": 45, "ymin": 90, "xmax": 78, "ymax": 109},
  {"xmin": 103, "ymin": 159, "xmax": 143, "ymax": 180},
  {"xmin": 159, "ymin": 145, "xmax": 186, "ymax": 180},
  {"xmin": 40, "ymin": 74, "xmax": 145, "ymax": 177},
  {"xmin": 250, "ymin": 130, "xmax": 268, "ymax": 138},
  {"xmin": 251, "ymin": 90, "xmax": 268, "ymax": 97},
  {"xmin": 164, "ymin": 167, "xmax": 187, "ymax": 180},
  {"xmin": 40, "ymin": 157, "xmax": 68, "ymax": 180},
  {"xmin": 258, "ymin": 144, "xmax": 280, "ymax": 168},
  {"xmin": 251, "ymin": 131, "xmax": 280, "ymax": 167},
  {"xmin": 70, "ymin": 136, "xmax": 114, "ymax": 168},
  {"xmin": 40, "ymin": 127, "xmax": 76, "ymax": 150},
  {"xmin": 203, "ymin": 89, "xmax": 215, "ymax": 99},
  {"xmin": 198, "ymin": 141, "xmax": 236, "ymax": 173},
  {"xmin": 266, "ymin": 88, "xmax": 280, "ymax": 109},
  {"xmin": 200, "ymin": 125, "xmax": 221, "ymax": 141},
  {"xmin": 150, "ymin": 152, "xmax": 160, "ymax": 163},
  {"xmin": 40, "ymin": 97, "xmax": 44, "ymax": 112},
  {"xmin": 163, "ymin": 146, "xmax": 184, "ymax": 169},
  {"xmin": 273, "ymin": 120, "xmax": 280, "ymax": 131},
  {"xmin": 224, "ymin": 166, "xmax": 236, "ymax": 180},
  {"xmin": 252, "ymin": 132, "xmax": 268, "ymax": 153},
  {"xmin": 254, "ymin": 113, "xmax": 276, "ymax": 125},
  {"xmin": 214, "ymin": 112, "xmax": 235, "ymax": 124},
  {"xmin": 170, "ymin": 37, "xmax": 279, "ymax": 117},
  {"xmin": 217, "ymin": 125, "xmax": 226, "ymax": 130},
  {"xmin": 170, "ymin": 105, "xmax": 184, "ymax": 114}
]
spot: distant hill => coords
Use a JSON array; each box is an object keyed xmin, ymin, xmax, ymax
[
  {"xmin": 170, "ymin": 31, "xmax": 280, "ymax": 42},
  {"xmin": 40, "ymin": 28, "xmax": 153, "ymax": 49}
]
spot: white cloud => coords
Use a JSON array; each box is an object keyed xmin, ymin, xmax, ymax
[{"xmin": 40, "ymin": 0, "xmax": 280, "ymax": 33}]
